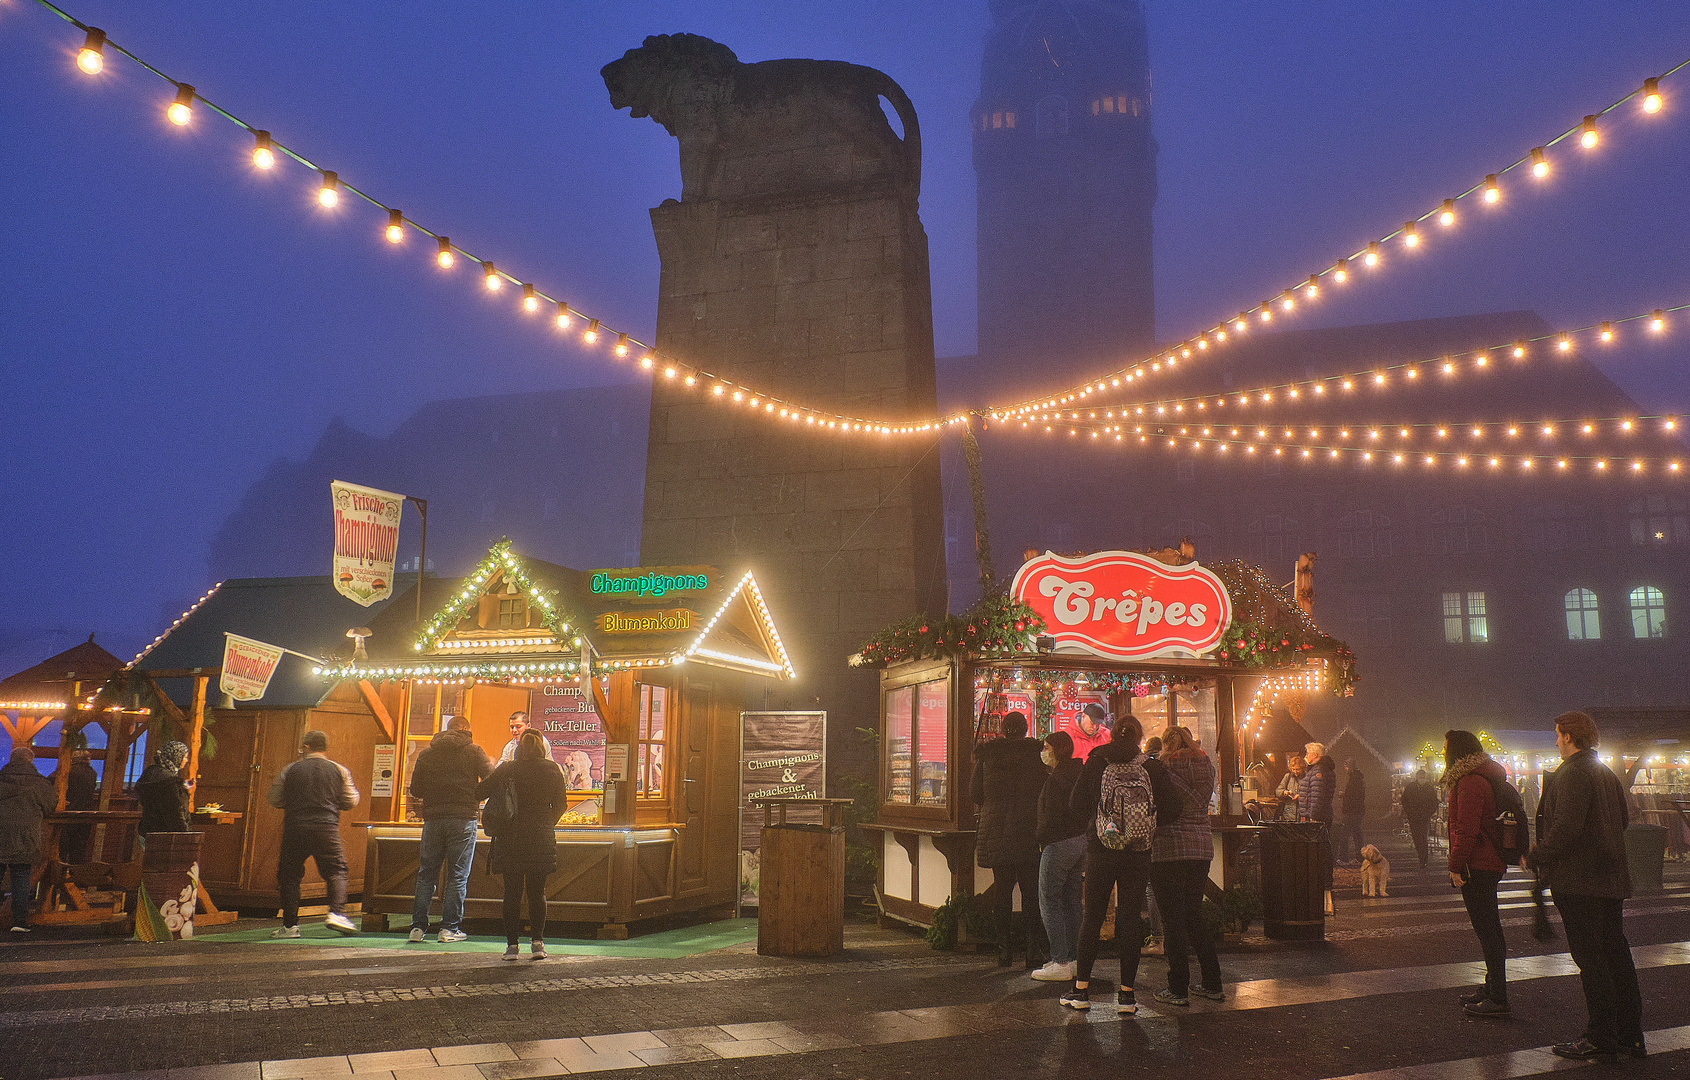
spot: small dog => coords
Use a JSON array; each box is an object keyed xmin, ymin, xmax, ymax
[{"xmin": 1359, "ymin": 844, "xmax": 1391, "ymax": 897}]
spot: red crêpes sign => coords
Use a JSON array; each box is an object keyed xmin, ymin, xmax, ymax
[{"xmin": 1010, "ymin": 550, "xmax": 1232, "ymax": 661}]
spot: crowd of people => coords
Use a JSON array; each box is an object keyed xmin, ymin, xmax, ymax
[{"xmin": 974, "ymin": 706, "xmax": 1649, "ymax": 1061}]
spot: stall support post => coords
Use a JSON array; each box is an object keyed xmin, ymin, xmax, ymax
[
  {"xmin": 407, "ymin": 496, "xmax": 429, "ymax": 624},
  {"xmin": 186, "ymin": 676, "xmax": 208, "ymax": 811}
]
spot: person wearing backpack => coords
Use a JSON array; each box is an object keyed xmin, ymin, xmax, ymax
[
  {"xmin": 1062, "ymin": 714, "xmax": 1185, "ymax": 1015},
  {"xmin": 477, "ymin": 730, "xmax": 566, "ymax": 960},
  {"xmin": 972, "ymin": 711, "xmax": 1048, "ymax": 969},
  {"xmin": 1440, "ymin": 729, "xmax": 1515, "ymax": 1018},
  {"xmin": 407, "ymin": 716, "xmax": 493, "ymax": 944}
]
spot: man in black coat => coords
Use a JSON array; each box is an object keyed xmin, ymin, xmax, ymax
[
  {"xmin": 408, "ymin": 716, "xmax": 493, "ymax": 943},
  {"xmin": 973, "ymin": 711, "xmax": 1048, "ymax": 968},
  {"xmin": 1400, "ymin": 768, "xmax": 1439, "ymax": 871},
  {"xmin": 266, "ymin": 730, "xmax": 360, "ymax": 937},
  {"xmin": 0, "ymin": 748, "xmax": 57, "ymax": 932},
  {"xmin": 1531, "ymin": 711, "xmax": 1643, "ymax": 1062},
  {"xmin": 1338, "ymin": 760, "xmax": 1367, "ymax": 865}
]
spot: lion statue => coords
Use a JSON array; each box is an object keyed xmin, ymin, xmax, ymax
[{"xmin": 603, "ymin": 34, "xmax": 921, "ymax": 202}]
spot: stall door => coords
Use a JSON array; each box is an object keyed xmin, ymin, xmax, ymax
[
  {"xmin": 194, "ymin": 711, "xmax": 257, "ymax": 894},
  {"xmin": 677, "ymin": 685, "xmax": 709, "ymax": 894}
]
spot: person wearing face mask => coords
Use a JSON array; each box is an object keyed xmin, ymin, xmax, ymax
[{"xmin": 1030, "ymin": 731, "xmax": 1088, "ymax": 982}]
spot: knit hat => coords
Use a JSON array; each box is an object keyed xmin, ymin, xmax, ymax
[{"xmin": 156, "ymin": 741, "xmax": 190, "ymax": 770}]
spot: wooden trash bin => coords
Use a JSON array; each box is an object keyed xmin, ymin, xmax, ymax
[
  {"xmin": 136, "ymin": 831, "xmax": 204, "ymax": 941},
  {"xmin": 1260, "ymin": 821, "xmax": 1326, "ymax": 941},
  {"xmin": 757, "ymin": 798, "xmax": 852, "ymax": 958}
]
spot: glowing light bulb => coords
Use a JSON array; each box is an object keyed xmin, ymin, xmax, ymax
[
  {"xmin": 554, "ymin": 301, "xmax": 571, "ymax": 327},
  {"xmin": 522, "ymin": 284, "xmax": 539, "ymax": 312},
  {"xmin": 583, "ymin": 318, "xmax": 599, "ymax": 344},
  {"xmin": 483, "ymin": 263, "xmax": 501, "ymax": 290},
  {"xmin": 1513, "ymin": 341, "xmax": 1527, "ymax": 358},
  {"xmin": 437, "ymin": 237, "xmax": 454, "ymax": 268},
  {"xmin": 1259, "ymin": 307, "xmax": 1272, "ymax": 322},
  {"xmin": 1363, "ymin": 242, "xmax": 1380, "ymax": 267},
  {"xmin": 1642, "ymin": 77, "xmax": 1662, "ymax": 113},
  {"xmin": 1557, "ymin": 334, "xmax": 1571, "ymax": 351},
  {"xmin": 1600, "ymin": 322, "xmax": 1614, "ymax": 342},
  {"xmin": 641, "ymin": 354, "xmax": 655, "ymax": 369},
  {"xmin": 1580, "ymin": 115, "xmax": 1598, "ymax": 149},
  {"xmin": 1650, "ymin": 310, "xmax": 1665, "ymax": 333},
  {"xmin": 385, "ymin": 209, "xmax": 404, "ymax": 243},
  {"xmin": 1530, "ymin": 147, "xmax": 1548, "ymax": 178},
  {"xmin": 1402, "ymin": 221, "xmax": 1419, "ymax": 248},
  {"xmin": 77, "ymin": 27, "xmax": 106, "ymax": 74},
  {"xmin": 1482, "ymin": 174, "xmax": 1499, "ymax": 203},
  {"xmin": 1305, "ymin": 275, "xmax": 1319, "ymax": 297},
  {"xmin": 1235, "ymin": 315, "xmax": 1248, "ymax": 332},
  {"xmin": 1438, "ymin": 199, "xmax": 1456, "ymax": 227},
  {"xmin": 317, "ymin": 170, "xmax": 339, "ymax": 208},
  {"xmin": 252, "ymin": 130, "xmax": 275, "ymax": 170},
  {"xmin": 1333, "ymin": 258, "xmax": 1349, "ymax": 283},
  {"xmin": 167, "ymin": 83, "xmax": 195, "ymax": 126},
  {"xmin": 1281, "ymin": 293, "xmax": 1294, "ymax": 311},
  {"xmin": 615, "ymin": 333, "xmax": 630, "ymax": 356}
]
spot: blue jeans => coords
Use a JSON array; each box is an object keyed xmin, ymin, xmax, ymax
[
  {"xmin": 1038, "ymin": 835, "xmax": 1087, "ymax": 964},
  {"xmin": 412, "ymin": 819, "xmax": 478, "ymax": 932}
]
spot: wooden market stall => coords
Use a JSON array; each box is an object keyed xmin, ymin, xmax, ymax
[
  {"xmin": 343, "ymin": 541, "xmax": 795, "ymax": 939},
  {"xmin": 858, "ymin": 545, "xmax": 1355, "ymax": 929}
]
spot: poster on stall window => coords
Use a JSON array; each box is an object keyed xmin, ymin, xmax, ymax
[
  {"xmin": 738, "ymin": 711, "xmax": 826, "ymax": 909},
  {"xmin": 330, "ymin": 480, "xmax": 404, "ymax": 606},
  {"xmin": 535, "ymin": 680, "xmax": 606, "ymax": 795}
]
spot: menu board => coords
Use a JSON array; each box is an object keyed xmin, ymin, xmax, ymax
[
  {"xmin": 534, "ymin": 680, "xmax": 606, "ymax": 791},
  {"xmin": 738, "ymin": 711, "xmax": 827, "ymax": 908}
]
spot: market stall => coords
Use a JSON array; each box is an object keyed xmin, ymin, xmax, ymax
[
  {"xmin": 857, "ymin": 545, "xmax": 1354, "ymax": 929},
  {"xmin": 337, "ymin": 541, "xmax": 794, "ymax": 938}
]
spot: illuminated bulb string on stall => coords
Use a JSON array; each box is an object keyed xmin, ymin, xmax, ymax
[{"xmin": 27, "ymin": 0, "xmax": 1689, "ymax": 441}]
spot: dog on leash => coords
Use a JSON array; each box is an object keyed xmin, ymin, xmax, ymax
[{"xmin": 1359, "ymin": 844, "xmax": 1391, "ymax": 897}]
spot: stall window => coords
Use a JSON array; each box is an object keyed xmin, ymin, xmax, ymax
[
  {"xmin": 1564, "ymin": 588, "xmax": 1601, "ymax": 641},
  {"xmin": 636, "ymin": 684, "xmax": 668, "ymax": 798},
  {"xmin": 884, "ymin": 679, "xmax": 948, "ymax": 807},
  {"xmin": 1630, "ymin": 586, "xmax": 1666, "ymax": 639}
]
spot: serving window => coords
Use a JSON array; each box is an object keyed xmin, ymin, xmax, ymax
[{"xmin": 884, "ymin": 676, "xmax": 949, "ymax": 810}]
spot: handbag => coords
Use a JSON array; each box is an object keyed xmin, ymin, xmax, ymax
[{"xmin": 479, "ymin": 772, "xmax": 517, "ymax": 836}]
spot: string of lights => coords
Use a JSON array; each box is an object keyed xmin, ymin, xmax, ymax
[
  {"xmin": 27, "ymin": 0, "xmax": 969, "ymax": 439},
  {"xmin": 981, "ymin": 62, "xmax": 1689, "ymax": 418},
  {"xmin": 988, "ymin": 302, "xmax": 1690, "ymax": 425},
  {"xmin": 1006, "ymin": 415, "xmax": 1681, "ymax": 443}
]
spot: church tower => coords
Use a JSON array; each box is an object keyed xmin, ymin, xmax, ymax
[{"xmin": 974, "ymin": 0, "xmax": 1157, "ymax": 376}]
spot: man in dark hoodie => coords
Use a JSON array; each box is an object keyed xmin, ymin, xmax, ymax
[
  {"xmin": 973, "ymin": 711, "xmax": 1048, "ymax": 968},
  {"xmin": 408, "ymin": 716, "xmax": 493, "ymax": 943},
  {"xmin": 1062, "ymin": 714, "xmax": 1185, "ymax": 1015},
  {"xmin": 267, "ymin": 729, "xmax": 360, "ymax": 937},
  {"xmin": 0, "ymin": 748, "xmax": 57, "ymax": 932}
]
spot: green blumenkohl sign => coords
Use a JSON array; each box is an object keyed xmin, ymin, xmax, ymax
[{"xmin": 588, "ymin": 568, "xmax": 711, "ymax": 599}]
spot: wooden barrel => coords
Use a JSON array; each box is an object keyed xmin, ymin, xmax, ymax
[{"xmin": 138, "ymin": 832, "xmax": 203, "ymax": 940}]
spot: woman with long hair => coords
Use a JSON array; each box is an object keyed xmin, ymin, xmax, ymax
[
  {"xmin": 1442, "ymin": 728, "xmax": 1512, "ymax": 1017},
  {"xmin": 477, "ymin": 730, "xmax": 566, "ymax": 960},
  {"xmin": 1031, "ymin": 730, "xmax": 1087, "ymax": 982},
  {"xmin": 1149, "ymin": 726, "xmax": 1224, "ymax": 1005}
]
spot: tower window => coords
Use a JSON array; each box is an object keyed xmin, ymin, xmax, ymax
[
  {"xmin": 1091, "ymin": 95, "xmax": 1136, "ymax": 117},
  {"xmin": 982, "ymin": 110, "xmax": 1017, "ymax": 131}
]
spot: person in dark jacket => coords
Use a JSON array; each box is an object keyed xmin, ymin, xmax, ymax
[
  {"xmin": 972, "ymin": 711, "xmax": 1048, "ymax": 968},
  {"xmin": 1441, "ymin": 730, "xmax": 1512, "ymax": 1018},
  {"xmin": 1150, "ymin": 726, "xmax": 1224, "ymax": 1006},
  {"xmin": 1338, "ymin": 759, "xmax": 1367, "ymax": 864},
  {"xmin": 478, "ymin": 730, "xmax": 567, "ymax": 960},
  {"xmin": 0, "ymin": 748, "xmax": 57, "ymax": 932},
  {"xmin": 1401, "ymin": 768, "xmax": 1439, "ymax": 870},
  {"xmin": 1530, "ymin": 712, "xmax": 1643, "ymax": 1062},
  {"xmin": 408, "ymin": 716, "xmax": 493, "ymax": 944},
  {"xmin": 266, "ymin": 729, "xmax": 360, "ymax": 937},
  {"xmin": 1062, "ymin": 714, "xmax": 1185, "ymax": 1015},
  {"xmin": 136, "ymin": 740, "xmax": 192, "ymax": 837},
  {"xmin": 1031, "ymin": 730, "xmax": 1086, "ymax": 982},
  {"xmin": 1299, "ymin": 742, "xmax": 1337, "ymax": 904},
  {"xmin": 61, "ymin": 750, "xmax": 100, "ymax": 864}
]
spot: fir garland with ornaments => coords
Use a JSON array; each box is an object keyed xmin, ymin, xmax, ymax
[
  {"xmin": 851, "ymin": 594, "xmax": 1046, "ymax": 668},
  {"xmin": 1216, "ymin": 619, "xmax": 1357, "ymax": 696}
]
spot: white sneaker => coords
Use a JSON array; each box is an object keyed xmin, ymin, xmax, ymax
[
  {"xmin": 502, "ymin": 945, "xmax": 520, "ymax": 961},
  {"xmin": 271, "ymin": 925, "xmax": 301, "ymax": 939},
  {"xmin": 10, "ymin": 925, "xmax": 31, "ymax": 934},
  {"xmin": 1030, "ymin": 961, "xmax": 1074, "ymax": 982},
  {"xmin": 324, "ymin": 913, "xmax": 358, "ymax": 936},
  {"xmin": 438, "ymin": 929, "xmax": 468, "ymax": 943},
  {"xmin": 408, "ymin": 927, "xmax": 426, "ymax": 943},
  {"xmin": 530, "ymin": 940, "xmax": 547, "ymax": 959}
]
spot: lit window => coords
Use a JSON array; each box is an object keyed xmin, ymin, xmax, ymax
[
  {"xmin": 1564, "ymin": 588, "xmax": 1600, "ymax": 641},
  {"xmin": 635, "ymin": 684, "xmax": 667, "ymax": 797},
  {"xmin": 1630, "ymin": 586, "xmax": 1666, "ymax": 639},
  {"xmin": 1444, "ymin": 591, "xmax": 1488, "ymax": 643},
  {"xmin": 884, "ymin": 679, "xmax": 948, "ymax": 807}
]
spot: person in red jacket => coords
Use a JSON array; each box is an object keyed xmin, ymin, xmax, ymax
[{"xmin": 1440, "ymin": 729, "xmax": 1513, "ymax": 1017}]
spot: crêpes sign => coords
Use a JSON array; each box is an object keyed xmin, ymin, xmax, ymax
[{"xmin": 1010, "ymin": 550, "xmax": 1232, "ymax": 661}]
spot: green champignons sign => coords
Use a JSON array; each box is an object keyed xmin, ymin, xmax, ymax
[{"xmin": 589, "ymin": 570, "xmax": 709, "ymax": 599}]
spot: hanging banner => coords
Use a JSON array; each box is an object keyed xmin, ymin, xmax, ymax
[
  {"xmin": 330, "ymin": 479, "xmax": 404, "ymax": 607},
  {"xmin": 220, "ymin": 633, "xmax": 285, "ymax": 702},
  {"xmin": 738, "ymin": 711, "xmax": 826, "ymax": 908},
  {"xmin": 1010, "ymin": 550, "xmax": 1232, "ymax": 661}
]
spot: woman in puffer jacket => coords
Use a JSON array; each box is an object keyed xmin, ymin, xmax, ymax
[{"xmin": 1441, "ymin": 729, "xmax": 1512, "ymax": 1018}]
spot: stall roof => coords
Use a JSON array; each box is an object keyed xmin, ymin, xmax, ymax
[
  {"xmin": 0, "ymin": 635, "xmax": 124, "ymax": 708},
  {"xmin": 333, "ymin": 541, "xmax": 794, "ymax": 681},
  {"xmin": 131, "ymin": 576, "xmax": 395, "ymax": 710}
]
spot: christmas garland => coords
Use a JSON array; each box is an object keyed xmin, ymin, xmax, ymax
[
  {"xmin": 1216, "ymin": 619, "xmax": 1357, "ymax": 696},
  {"xmin": 851, "ymin": 595, "xmax": 1046, "ymax": 668},
  {"xmin": 413, "ymin": 539, "xmax": 582, "ymax": 654}
]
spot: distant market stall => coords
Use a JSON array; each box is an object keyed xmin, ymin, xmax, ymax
[{"xmin": 856, "ymin": 545, "xmax": 1354, "ymax": 929}]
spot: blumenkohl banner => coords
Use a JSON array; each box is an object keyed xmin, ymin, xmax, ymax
[
  {"xmin": 220, "ymin": 633, "xmax": 285, "ymax": 702},
  {"xmin": 330, "ymin": 480, "xmax": 404, "ymax": 607}
]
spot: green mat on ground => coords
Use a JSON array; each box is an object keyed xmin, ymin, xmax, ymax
[{"xmin": 194, "ymin": 918, "xmax": 758, "ymax": 958}]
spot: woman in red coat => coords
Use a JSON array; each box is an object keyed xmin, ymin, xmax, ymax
[{"xmin": 1441, "ymin": 729, "xmax": 1512, "ymax": 1017}]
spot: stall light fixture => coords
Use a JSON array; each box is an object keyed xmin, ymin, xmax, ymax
[
  {"xmin": 1531, "ymin": 147, "xmax": 1549, "ymax": 178},
  {"xmin": 1581, "ymin": 115, "xmax": 1599, "ymax": 149}
]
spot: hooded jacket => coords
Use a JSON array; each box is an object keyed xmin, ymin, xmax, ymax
[
  {"xmin": 1298, "ymin": 755, "xmax": 1336, "ymax": 823},
  {"xmin": 1068, "ymin": 738, "xmax": 1186, "ymax": 852},
  {"xmin": 0, "ymin": 761, "xmax": 57, "ymax": 864},
  {"xmin": 1532, "ymin": 747, "xmax": 1631, "ymax": 898},
  {"xmin": 409, "ymin": 728, "xmax": 494, "ymax": 821},
  {"xmin": 1036, "ymin": 757, "xmax": 1088, "ymax": 848},
  {"xmin": 972, "ymin": 736, "xmax": 1047, "ymax": 867},
  {"xmin": 136, "ymin": 763, "xmax": 191, "ymax": 835},
  {"xmin": 1441, "ymin": 752, "xmax": 1507, "ymax": 875}
]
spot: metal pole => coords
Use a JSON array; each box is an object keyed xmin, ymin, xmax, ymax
[{"xmin": 407, "ymin": 496, "xmax": 429, "ymax": 623}]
